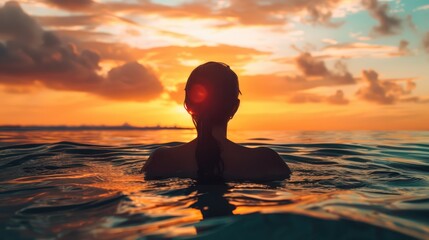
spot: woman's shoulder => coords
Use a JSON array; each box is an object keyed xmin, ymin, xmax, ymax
[
  {"xmin": 246, "ymin": 146, "xmax": 287, "ymax": 167},
  {"xmin": 229, "ymin": 142, "xmax": 281, "ymax": 160},
  {"xmin": 141, "ymin": 141, "xmax": 196, "ymax": 178},
  {"xmin": 225, "ymin": 143, "xmax": 292, "ymax": 181},
  {"xmin": 149, "ymin": 140, "xmax": 195, "ymax": 159}
]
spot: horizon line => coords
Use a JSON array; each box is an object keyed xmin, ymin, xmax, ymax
[{"xmin": 0, "ymin": 124, "xmax": 193, "ymax": 131}]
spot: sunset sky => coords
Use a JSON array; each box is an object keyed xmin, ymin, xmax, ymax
[{"xmin": 0, "ymin": 0, "xmax": 428, "ymax": 130}]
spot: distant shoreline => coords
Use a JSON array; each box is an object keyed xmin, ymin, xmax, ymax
[{"xmin": 0, "ymin": 125, "xmax": 193, "ymax": 131}]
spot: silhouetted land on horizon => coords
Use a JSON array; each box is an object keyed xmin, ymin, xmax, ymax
[{"xmin": 0, "ymin": 124, "xmax": 192, "ymax": 131}]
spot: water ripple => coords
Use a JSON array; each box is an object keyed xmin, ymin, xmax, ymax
[{"xmin": 0, "ymin": 136, "xmax": 428, "ymax": 239}]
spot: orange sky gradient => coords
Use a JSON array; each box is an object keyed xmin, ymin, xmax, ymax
[{"xmin": 0, "ymin": 0, "xmax": 428, "ymax": 130}]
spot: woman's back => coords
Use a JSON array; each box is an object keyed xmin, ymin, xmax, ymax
[{"xmin": 143, "ymin": 139, "xmax": 291, "ymax": 181}]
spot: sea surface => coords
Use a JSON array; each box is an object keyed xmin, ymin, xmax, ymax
[{"xmin": 0, "ymin": 130, "xmax": 429, "ymax": 239}]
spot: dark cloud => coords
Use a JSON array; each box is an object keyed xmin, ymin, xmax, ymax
[
  {"xmin": 36, "ymin": 15, "xmax": 103, "ymax": 28},
  {"xmin": 356, "ymin": 70, "xmax": 416, "ymax": 104},
  {"xmin": 288, "ymin": 90, "xmax": 349, "ymax": 105},
  {"xmin": 295, "ymin": 52, "xmax": 355, "ymax": 85},
  {"xmin": 397, "ymin": 40, "xmax": 411, "ymax": 56},
  {"xmin": 296, "ymin": 52, "xmax": 329, "ymax": 76},
  {"xmin": 423, "ymin": 32, "xmax": 429, "ymax": 54},
  {"xmin": 54, "ymin": 30, "xmax": 113, "ymax": 42},
  {"xmin": 0, "ymin": 2, "xmax": 163, "ymax": 101},
  {"xmin": 327, "ymin": 90, "xmax": 349, "ymax": 105},
  {"xmin": 304, "ymin": 5, "xmax": 343, "ymax": 27},
  {"xmin": 389, "ymin": 40, "xmax": 412, "ymax": 56},
  {"xmin": 44, "ymin": 0, "xmax": 93, "ymax": 11},
  {"xmin": 98, "ymin": 62, "xmax": 163, "ymax": 101},
  {"xmin": 36, "ymin": 14, "xmax": 138, "ymax": 28},
  {"xmin": 0, "ymin": 2, "xmax": 43, "ymax": 45},
  {"xmin": 362, "ymin": 0, "xmax": 402, "ymax": 36}
]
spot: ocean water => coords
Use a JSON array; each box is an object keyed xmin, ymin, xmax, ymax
[{"xmin": 0, "ymin": 130, "xmax": 429, "ymax": 239}]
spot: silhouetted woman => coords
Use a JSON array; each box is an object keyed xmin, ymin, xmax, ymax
[{"xmin": 142, "ymin": 62, "xmax": 291, "ymax": 182}]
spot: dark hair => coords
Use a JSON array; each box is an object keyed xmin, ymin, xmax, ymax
[{"xmin": 184, "ymin": 62, "xmax": 240, "ymax": 183}]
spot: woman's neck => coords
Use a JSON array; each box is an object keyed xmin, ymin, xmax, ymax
[{"xmin": 211, "ymin": 124, "xmax": 228, "ymax": 140}]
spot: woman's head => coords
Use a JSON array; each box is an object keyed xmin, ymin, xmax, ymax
[
  {"xmin": 185, "ymin": 62, "xmax": 240, "ymax": 125},
  {"xmin": 184, "ymin": 62, "xmax": 240, "ymax": 183}
]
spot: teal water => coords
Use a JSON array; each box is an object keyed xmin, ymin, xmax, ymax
[{"xmin": 0, "ymin": 130, "xmax": 429, "ymax": 239}]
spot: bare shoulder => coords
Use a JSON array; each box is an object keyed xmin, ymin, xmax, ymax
[
  {"xmin": 141, "ymin": 147, "xmax": 170, "ymax": 176},
  {"xmin": 141, "ymin": 141, "xmax": 195, "ymax": 179},
  {"xmin": 255, "ymin": 147, "xmax": 290, "ymax": 168},
  {"xmin": 238, "ymin": 145, "xmax": 291, "ymax": 180}
]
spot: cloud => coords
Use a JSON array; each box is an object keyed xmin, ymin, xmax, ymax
[
  {"xmin": 0, "ymin": 2, "xmax": 43, "ymax": 45},
  {"xmin": 34, "ymin": 13, "xmax": 139, "ymax": 42},
  {"xmin": 44, "ymin": 0, "xmax": 347, "ymax": 27},
  {"xmin": 327, "ymin": 90, "xmax": 349, "ymax": 105},
  {"xmin": 0, "ymin": 2, "xmax": 163, "ymax": 101},
  {"xmin": 36, "ymin": 13, "xmax": 138, "ymax": 28},
  {"xmin": 240, "ymin": 53, "xmax": 420, "ymax": 106},
  {"xmin": 304, "ymin": 5, "xmax": 344, "ymax": 27},
  {"xmin": 415, "ymin": 4, "xmax": 429, "ymax": 11},
  {"xmin": 388, "ymin": 40, "xmax": 412, "ymax": 57},
  {"xmin": 54, "ymin": 30, "xmax": 113, "ymax": 42},
  {"xmin": 362, "ymin": 0, "xmax": 401, "ymax": 36},
  {"xmin": 289, "ymin": 90, "xmax": 349, "ymax": 105},
  {"xmin": 296, "ymin": 52, "xmax": 328, "ymax": 76},
  {"xmin": 397, "ymin": 40, "xmax": 411, "ymax": 56},
  {"xmin": 97, "ymin": 62, "xmax": 163, "ymax": 101},
  {"xmin": 36, "ymin": 14, "xmax": 105, "ymax": 28},
  {"xmin": 238, "ymin": 52, "xmax": 355, "ymax": 102},
  {"xmin": 356, "ymin": 70, "xmax": 416, "ymax": 104},
  {"xmin": 77, "ymin": 41, "xmax": 269, "ymax": 85},
  {"xmin": 294, "ymin": 52, "xmax": 355, "ymax": 85},
  {"xmin": 44, "ymin": 0, "xmax": 93, "ymax": 10},
  {"xmin": 322, "ymin": 38, "xmax": 338, "ymax": 45},
  {"xmin": 289, "ymin": 92, "xmax": 324, "ymax": 103},
  {"xmin": 423, "ymin": 32, "xmax": 429, "ymax": 54},
  {"xmin": 321, "ymin": 42, "xmax": 399, "ymax": 59}
]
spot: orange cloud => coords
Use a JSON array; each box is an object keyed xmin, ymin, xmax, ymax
[
  {"xmin": 44, "ymin": 0, "xmax": 94, "ymax": 10},
  {"xmin": 321, "ymin": 42, "xmax": 397, "ymax": 59},
  {"xmin": 289, "ymin": 90, "xmax": 349, "ymax": 105},
  {"xmin": 40, "ymin": 0, "xmax": 347, "ymax": 27}
]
